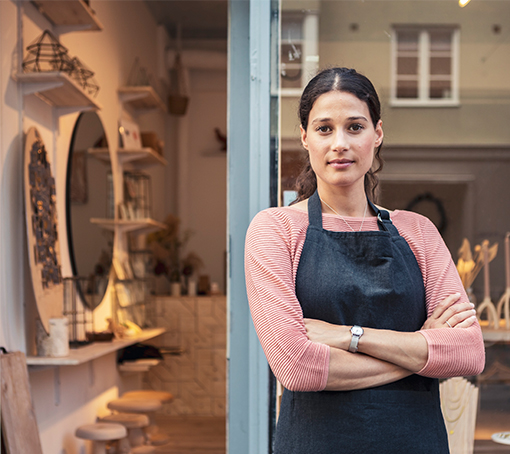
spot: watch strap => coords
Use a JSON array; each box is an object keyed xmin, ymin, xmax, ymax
[{"xmin": 348, "ymin": 325, "xmax": 363, "ymax": 353}]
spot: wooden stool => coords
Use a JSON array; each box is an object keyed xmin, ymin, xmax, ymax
[
  {"xmin": 120, "ymin": 391, "xmax": 172, "ymax": 444},
  {"xmin": 107, "ymin": 399, "xmax": 163, "ymax": 446},
  {"xmin": 75, "ymin": 423, "xmax": 127, "ymax": 454},
  {"xmin": 121, "ymin": 390, "xmax": 174, "ymax": 404},
  {"xmin": 100, "ymin": 413, "xmax": 150, "ymax": 450}
]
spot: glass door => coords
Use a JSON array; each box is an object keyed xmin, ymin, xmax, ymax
[{"xmin": 274, "ymin": 0, "xmax": 510, "ymax": 451}]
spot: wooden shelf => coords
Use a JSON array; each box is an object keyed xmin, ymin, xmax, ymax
[
  {"xmin": 88, "ymin": 147, "xmax": 167, "ymax": 167},
  {"xmin": 32, "ymin": 0, "xmax": 103, "ymax": 32},
  {"xmin": 17, "ymin": 71, "xmax": 101, "ymax": 111},
  {"xmin": 90, "ymin": 218, "xmax": 166, "ymax": 235},
  {"xmin": 26, "ymin": 328, "xmax": 165, "ymax": 366},
  {"xmin": 118, "ymin": 86, "xmax": 166, "ymax": 112}
]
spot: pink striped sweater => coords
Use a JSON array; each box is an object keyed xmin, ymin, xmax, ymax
[{"xmin": 245, "ymin": 206, "xmax": 485, "ymax": 392}]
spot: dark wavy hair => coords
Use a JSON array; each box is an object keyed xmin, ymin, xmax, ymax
[{"xmin": 294, "ymin": 67, "xmax": 384, "ymax": 203}]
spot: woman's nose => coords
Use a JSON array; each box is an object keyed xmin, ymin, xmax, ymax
[{"xmin": 331, "ymin": 130, "xmax": 349, "ymax": 151}]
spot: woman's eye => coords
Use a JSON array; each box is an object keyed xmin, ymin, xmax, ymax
[
  {"xmin": 349, "ymin": 123, "xmax": 364, "ymax": 132},
  {"xmin": 316, "ymin": 125, "xmax": 331, "ymax": 133}
]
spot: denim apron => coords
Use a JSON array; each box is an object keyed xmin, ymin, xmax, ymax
[{"xmin": 274, "ymin": 190, "xmax": 449, "ymax": 454}]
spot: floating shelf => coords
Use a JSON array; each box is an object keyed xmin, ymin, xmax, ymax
[
  {"xmin": 17, "ymin": 71, "xmax": 101, "ymax": 111},
  {"xmin": 88, "ymin": 147, "xmax": 167, "ymax": 167},
  {"xmin": 118, "ymin": 86, "xmax": 166, "ymax": 112},
  {"xmin": 90, "ymin": 218, "xmax": 166, "ymax": 235},
  {"xmin": 31, "ymin": 0, "xmax": 103, "ymax": 32},
  {"xmin": 26, "ymin": 327, "xmax": 165, "ymax": 366}
]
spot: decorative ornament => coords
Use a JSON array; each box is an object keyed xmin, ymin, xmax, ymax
[{"xmin": 22, "ymin": 29, "xmax": 72, "ymax": 74}]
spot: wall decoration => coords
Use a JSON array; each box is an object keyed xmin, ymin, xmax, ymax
[
  {"xmin": 24, "ymin": 127, "xmax": 63, "ymax": 334},
  {"xmin": 405, "ymin": 191, "xmax": 447, "ymax": 234},
  {"xmin": 119, "ymin": 119, "xmax": 142, "ymax": 149},
  {"xmin": 22, "ymin": 29, "xmax": 71, "ymax": 73},
  {"xmin": 23, "ymin": 30, "xmax": 100, "ymax": 97}
]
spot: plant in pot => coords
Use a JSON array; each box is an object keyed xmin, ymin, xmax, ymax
[
  {"xmin": 147, "ymin": 214, "xmax": 192, "ymax": 295},
  {"xmin": 181, "ymin": 251, "xmax": 204, "ymax": 296}
]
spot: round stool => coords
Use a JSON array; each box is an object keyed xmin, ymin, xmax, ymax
[
  {"xmin": 121, "ymin": 390, "xmax": 174, "ymax": 404},
  {"xmin": 107, "ymin": 398, "xmax": 162, "ymax": 415},
  {"xmin": 107, "ymin": 398, "xmax": 162, "ymax": 447},
  {"xmin": 121, "ymin": 391, "xmax": 173, "ymax": 441},
  {"xmin": 75, "ymin": 423, "xmax": 127, "ymax": 454},
  {"xmin": 100, "ymin": 413, "xmax": 150, "ymax": 450}
]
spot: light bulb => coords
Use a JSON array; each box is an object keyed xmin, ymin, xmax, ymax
[{"xmin": 459, "ymin": 0, "xmax": 471, "ymax": 7}]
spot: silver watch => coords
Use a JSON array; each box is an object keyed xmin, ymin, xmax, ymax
[{"xmin": 348, "ymin": 325, "xmax": 364, "ymax": 353}]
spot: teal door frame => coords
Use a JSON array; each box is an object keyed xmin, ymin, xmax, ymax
[{"xmin": 227, "ymin": 0, "xmax": 274, "ymax": 452}]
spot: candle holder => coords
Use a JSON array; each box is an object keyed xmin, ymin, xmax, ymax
[{"xmin": 63, "ymin": 276, "xmax": 109, "ymax": 348}]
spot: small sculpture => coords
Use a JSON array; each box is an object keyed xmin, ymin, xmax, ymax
[
  {"xmin": 496, "ymin": 233, "xmax": 510, "ymax": 328},
  {"xmin": 476, "ymin": 240, "xmax": 499, "ymax": 329}
]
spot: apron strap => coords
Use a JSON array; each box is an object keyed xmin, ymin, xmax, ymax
[
  {"xmin": 367, "ymin": 198, "xmax": 400, "ymax": 235},
  {"xmin": 308, "ymin": 190, "xmax": 324, "ymax": 228},
  {"xmin": 310, "ymin": 190, "xmax": 398, "ymax": 235}
]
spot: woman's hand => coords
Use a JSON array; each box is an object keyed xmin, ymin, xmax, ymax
[
  {"xmin": 303, "ymin": 318, "xmax": 349, "ymax": 350},
  {"xmin": 421, "ymin": 293, "xmax": 477, "ymax": 330}
]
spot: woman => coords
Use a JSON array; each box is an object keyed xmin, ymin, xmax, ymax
[{"xmin": 245, "ymin": 67, "xmax": 485, "ymax": 453}]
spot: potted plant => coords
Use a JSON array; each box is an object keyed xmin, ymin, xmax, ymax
[{"xmin": 147, "ymin": 214, "xmax": 192, "ymax": 295}]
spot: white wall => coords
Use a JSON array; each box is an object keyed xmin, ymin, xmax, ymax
[{"xmin": 0, "ymin": 2, "xmax": 178, "ymax": 453}]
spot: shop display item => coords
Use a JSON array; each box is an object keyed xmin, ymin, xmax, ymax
[
  {"xmin": 24, "ymin": 127, "xmax": 63, "ymax": 334},
  {"xmin": 496, "ymin": 233, "xmax": 510, "ymax": 328}
]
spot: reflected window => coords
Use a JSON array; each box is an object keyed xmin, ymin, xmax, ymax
[
  {"xmin": 392, "ymin": 25, "xmax": 459, "ymax": 106},
  {"xmin": 280, "ymin": 10, "xmax": 319, "ymax": 96}
]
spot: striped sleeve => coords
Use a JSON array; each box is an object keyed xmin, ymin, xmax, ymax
[
  {"xmin": 245, "ymin": 209, "xmax": 330, "ymax": 391},
  {"xmin": 395, "ymin": 212, "xmax": 486, "ymax": 378}
]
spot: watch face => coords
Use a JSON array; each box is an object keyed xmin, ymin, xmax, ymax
[{"xmin": 351, "ymin": 326, "xmax": 363, "ymax": 336}]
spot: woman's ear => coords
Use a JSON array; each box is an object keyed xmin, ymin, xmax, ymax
[
  {"xmin": 374, "ymin": 120, "xmax": 384, "ymax": 147},
  {"xmin": 300, "ymin": 125, "xmax": 308, "ymax": 150}
]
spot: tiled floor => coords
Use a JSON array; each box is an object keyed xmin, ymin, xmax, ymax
[{"xmin": 154, "ymin": 415, "xmax": 226, "ymax": 454}]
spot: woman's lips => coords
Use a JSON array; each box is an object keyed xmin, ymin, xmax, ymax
[{"xmin": 328, "ymin": 159, "xmax": 354, "ymax": 169}]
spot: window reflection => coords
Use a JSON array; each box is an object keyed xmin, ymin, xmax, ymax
[{"xmin": 278, "ymin": 0, "xmax": 510, "ymax": 449}]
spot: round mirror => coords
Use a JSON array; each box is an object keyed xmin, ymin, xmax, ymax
[{"xmin": 66, "ymin": 112, "xmax": 113, "ymax": 309}]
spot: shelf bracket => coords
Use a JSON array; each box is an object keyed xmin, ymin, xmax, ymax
[
  {"xmin": 21, "ymin": 80, "xmax": 64, "ymax": 96},
  {"xmin": 54, "ymin": 24, "xmax": 96, "ymax": 35},
  {"xmin": 119, "ymin": 92, "xmax": 150, "ymax": 104},
  {"xmin": 56, "ymin": 105, "xmax": 96, "ymax": 117},
  {"xmin": 54, "ymin": 366, "xmax": 61, "ymax": 406}
]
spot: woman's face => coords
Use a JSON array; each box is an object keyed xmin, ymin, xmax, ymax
[{"xmin": 300, "ymin": 90, "xmax": 383, "ymax": 196}]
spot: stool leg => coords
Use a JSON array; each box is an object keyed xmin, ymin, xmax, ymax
[
  {"xmin": 92, "ymin": 440, "xmax": 107, "ymax": 454},
  {"xmin": 117, "ymin": 437, "xmax": 131, "ymax": 454},
  {"xmin": 128, "ymin": 427, "xmax": 146, "ymax": 447}
]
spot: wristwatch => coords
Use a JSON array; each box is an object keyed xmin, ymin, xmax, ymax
[{"xmin": 348, "ymin": 325, "xmax": 364, "ymax": 353}]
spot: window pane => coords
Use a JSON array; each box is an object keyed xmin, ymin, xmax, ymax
[
  {"xmin": 430, "ymin": 30, "xmax": 453, "ymax": 52},
  {"xmin": 282, "ymin": 16, "xmax": 303, "ymax": 41},
  {"xmin": 397, "ymin": 30, "xmax": 419, "ymax": 52},
  {"xmin": 280, "ymin": 64, "xmax": 302, "ymax": 89},
  {"xmin": 397, "ymin": 56, "xmax": 418, "ymax": 75},
  {"xmin": 281, "ymin": 43, "xmax": 302, "ymax": 65},
  {"xmin": 397, "ymin": 80, "xmax": 419, "ymax": 98},
  {"xmin": 429, "ymin": 79, "xmax": 452, "ymax": 99},
  {"xmin": 430, "ymin": 57, "xmax": 451, "ymax": 75}
]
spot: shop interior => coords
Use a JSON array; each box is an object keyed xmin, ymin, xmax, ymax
[{"xmin": 1, "ymin": 0, "xmax": 510, "ymax": 452}]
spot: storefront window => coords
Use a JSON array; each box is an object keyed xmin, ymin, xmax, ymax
[{"xmin": 275, "ymin": 0, "xmax": 510, "ymax": 451}]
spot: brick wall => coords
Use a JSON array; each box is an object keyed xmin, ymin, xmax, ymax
[{"xmin": 145, "ymin": 296, "xmax": 226, "ymax": 416}]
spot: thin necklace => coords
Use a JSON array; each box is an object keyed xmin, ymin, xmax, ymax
[{"xmin": 320, "ymin": 197, "xmax": 368, "ymax": 232}]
